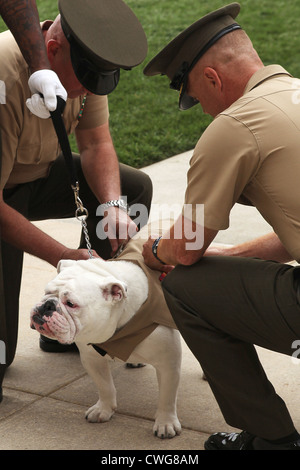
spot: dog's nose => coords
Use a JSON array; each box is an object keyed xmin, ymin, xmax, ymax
[
  {"xmin": 38, "ymin": 299, "xmax": 57, "ymax": 317},
  {"xmin": 32, "ymin": 299, "xmax": 57, "ymax": 328}
]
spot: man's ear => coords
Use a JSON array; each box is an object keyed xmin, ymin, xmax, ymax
[
  {"xmin": 47, "ymin": 38, "xmax": 61, "ymax": 63},
  {"xmin": 203, "ymin": 67, "xmax": 222, "ymax": 91},
  {"xmin": 99, "ymin": 278, "xmax": 128, "ymax": 303}
]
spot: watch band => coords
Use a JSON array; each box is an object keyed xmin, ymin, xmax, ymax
[
  {"xmin": 101, "ymin": 199, "xmax": 129, "ymax": 213},
  {"xmin": 152, "ymin": 236, "xmax": 166, "ymax": 265}
]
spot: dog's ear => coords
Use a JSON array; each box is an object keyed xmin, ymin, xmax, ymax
[
  {"xmin": 100, "ymin": 279, "xmax": 128, "ymax": 303},
  {"xmin": 57, "ymin": 259, "xmax": 78, "ymax": 273}
]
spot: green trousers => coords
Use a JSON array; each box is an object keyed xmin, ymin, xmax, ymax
[
  {"xmin": 162, "ymin": 255, "xmax": 300, "ymax": 441},
  {"xmin": 0, "ymin": 154, "xmax": 152, "ymax": 385}
]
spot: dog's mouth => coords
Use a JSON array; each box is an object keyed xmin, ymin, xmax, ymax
[{"xmin": 30, "ymin": 299, "xmax": 77, "ymax": 344}]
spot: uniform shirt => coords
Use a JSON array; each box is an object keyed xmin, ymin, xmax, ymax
[
  {"xmin": 185, "ymin": 65, "xmax": 300, "ymax": 262},
  {"xmin": 93, "ymin": 234, "xmax": 177, "ymax": 361},
  {"xmin": 0, "ymin": 22, "xmax": 109, "ymax": 190}
]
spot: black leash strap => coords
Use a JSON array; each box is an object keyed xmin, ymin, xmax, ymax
[
  {"xmin": 50, "ymin": 96, "xmax": 78, "ymax": 188},
  {"xmin": 49, "ymin": 96, "xmax": 94, "ymax": 258}
]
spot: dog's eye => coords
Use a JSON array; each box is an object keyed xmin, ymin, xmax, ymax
[{"xmin": 66, "ymin": 301, "xmax": 75, "ymax": 308}]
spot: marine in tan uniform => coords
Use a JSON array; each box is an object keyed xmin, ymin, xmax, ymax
[
  {"xmin": 0, "ymin": 0, "xmax": 152, "ymax": 396},
  {"xmin": 0, "ymin": 0, "xmax": 66, "ymax": 404},
  {"xmin": 143, "ymin": 3, "xmax": 300, "ymax": 450}
]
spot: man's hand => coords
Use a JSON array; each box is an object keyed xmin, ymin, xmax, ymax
[
  {"xmin": 142, "ymin": 235, "xmax": 174, "ymax": 273},
  {"xmin": 26, "ymin": 69, "xmax": 67, "ymax": 118},
  {"xmin": 60, "ymin": 248, "xmax": 101, "ymax": 262},
  {"xmin": 101, "ymin": 207, "xmax": 138, "ymax": 257}
]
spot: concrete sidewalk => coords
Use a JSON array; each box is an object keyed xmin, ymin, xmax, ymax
[{"xmin": 1, "ymin": 150, "xmax": 300, "ymax": 451}]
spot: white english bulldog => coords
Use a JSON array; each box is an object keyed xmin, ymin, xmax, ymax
[{"xmin": 30, "ymin": 248, "xmax": 182, "ymax": 439}]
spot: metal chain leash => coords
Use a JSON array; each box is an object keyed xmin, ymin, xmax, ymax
[
  {"xmin": 72, "ymin": 183, "xmax": 128, "ymax": 261},
  {"xmin": 72, "ymin": 183, "xmax": 94, "ymax": 259}
]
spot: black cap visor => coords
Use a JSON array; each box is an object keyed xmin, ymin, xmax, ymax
[
  {"xmin": 179, "ymin": 81, "xmax": 199, "ymax": 111},
  {"xmin": 169, "ymin": 63, "xmax": 199, "ymax": 110},
  {"xmin": 70, "ymin": 44, "xmax": 120, "ymax": 95}
]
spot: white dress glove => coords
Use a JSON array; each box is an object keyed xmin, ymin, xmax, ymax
[{"xmin": 26, "ymin": 69, "xmax": 67, "ymax": 119}]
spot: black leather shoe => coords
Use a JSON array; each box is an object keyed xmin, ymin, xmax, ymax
[
  {"xmin": 253, "ymin": 437, "xmax": 300, "ymax": 450},
  {"xmin": 205, "ymin": 431, "xmax": 255, "ymax": 450},
  {"xmin": 205, "ymin": 431, "xmax": 300, "ymax": 450},
  {"xmin": 39, "ymin": 335, "xmax": 78, "ymax": 353}
]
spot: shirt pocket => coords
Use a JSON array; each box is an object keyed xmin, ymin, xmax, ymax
[{"xmin": 16, "ymin": 118, "xmax": 59, "ymax": 165}]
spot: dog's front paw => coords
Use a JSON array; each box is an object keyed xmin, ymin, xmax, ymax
[
  {"xmin": 85, "ymin": 400, "xmax": 115, "ymax": 423},
  {"xmin": 153, "ymin": 412, "xmax": 181, "ymax": 439}
]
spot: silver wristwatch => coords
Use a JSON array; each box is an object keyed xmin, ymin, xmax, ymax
[{"xmin": 101, "ymin": 199, "xmax": 129, "ymax": 213}]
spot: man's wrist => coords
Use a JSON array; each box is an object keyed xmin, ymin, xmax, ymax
[
  {"xmin": 152, "ymin": 236, "xmax": 167, "ymax": 265},
  {"xmin": 101, "ymin": 199, "xmax": 129, "ymax": 214}
]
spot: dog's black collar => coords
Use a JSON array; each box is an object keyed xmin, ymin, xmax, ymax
[{"xmin": 92, "ymin": 344, "xmax": 107, "ymax": 356}]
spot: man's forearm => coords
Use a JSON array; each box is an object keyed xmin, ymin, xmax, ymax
[
  {"xmin": 0, "ymin": 200, "xmax": 68, "ymax": 266},
  {"xmin": 76, "ymin": 124, "xmax": 122, "ymax": 204},
  {"xmin": 142, "ymin": 217, "xmax": 218, "ymax": 271},
  {"xmin": 80, "ymin": 145, "xmax": 121, "ymax": 204},
  {"xmin": 211, "ymin": 232, "xmax": 293, "ymax": 263},
  {"xmin": 0, "ymin": 0, "xmax": 50, "ymax": 72}
]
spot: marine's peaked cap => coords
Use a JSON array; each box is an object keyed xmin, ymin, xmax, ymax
[
  {"xmin": 59, "ymin": 0, "xmax": 148, "ymax": 69},
  {"xmin": 144, "ymin": 3, "xmax": 240, "ymax": 78},
  {"xmin": 144, "ymin": 3, "xmax": 241, "ymax": 109},
  {"xmin": 59, "ymin": 0, "xmax": 148, "ymax": 94}
]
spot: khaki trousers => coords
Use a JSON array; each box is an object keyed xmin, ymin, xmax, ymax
[
  {"xmin": 162, "ymin": 255, "xmax": 300, "ymax": 441},
  {"xmin": 0, "ymin": 154, "xmax": 152, "ymax": 384}
]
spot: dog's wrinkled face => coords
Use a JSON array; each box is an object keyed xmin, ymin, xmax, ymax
[
  {"xmin": 31, "ymin": 296, "xmax": 78, "ymax": 344},
  {"xmin": 30, "ymin": 259, "xmax": 128, "ymax": 345}
]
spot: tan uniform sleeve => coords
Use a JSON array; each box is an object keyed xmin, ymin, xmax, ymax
[
  {"xmin": 184, "ymin": 115, "xmax": 260, "ymax": 230},
  {"xmin": 0, "ymin": 72, "xmax": 28, "ymax": 189},
  {"xmin": 76, "ymin": 94, "xmax": 109, "ymax": 130}
]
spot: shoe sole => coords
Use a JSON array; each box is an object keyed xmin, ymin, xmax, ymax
[
  {"xmin": 204, "ymin": 441, "xmax": 218, "ymax": 450},
  {"xmin": 39, "ymin": 339, "xmax": 78, "ymax": 353}
]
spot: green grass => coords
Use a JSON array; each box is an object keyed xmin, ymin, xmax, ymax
[{"xmin": 1, "ymin": 0, "xmax": 300, "ymax": 167}]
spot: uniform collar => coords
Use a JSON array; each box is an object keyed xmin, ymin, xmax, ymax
[
  {"xmin": 243, "ymin": 65, "xmax": 292, "ymax": 95},
  {"xmin": 41, "ymin": 20, "xmax": 53, "ymax": 33}
]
